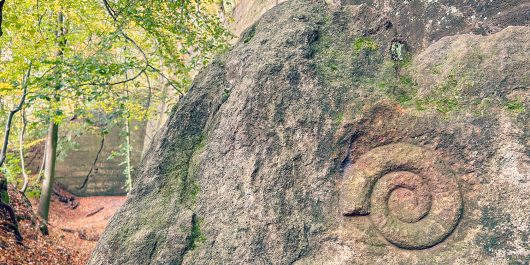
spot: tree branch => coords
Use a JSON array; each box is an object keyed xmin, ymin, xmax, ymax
[
  {"xmin": 0, "ymin": 0, "xmax": 5, "ymax": 36},
  {"xmin": 147, "ymin": 64, "xmax": 185, "ymax": 96},
  {"xmin": 0, "ymin": 63, "xmax": 32, "ymax": 168},
  {"xmin": 102, "ymin": 0, "xmax": 116, "ymax": 21},
  {"xmin": 77, "ymin": 133, "xmax": 105, "ymax": 190},
  {"xmin": 76, "ymin": 67, "xmax": 146, "ymax": 88},
  {"xmin": 100, "ymin": 0, "xmax": 185, "ymax": 96}
]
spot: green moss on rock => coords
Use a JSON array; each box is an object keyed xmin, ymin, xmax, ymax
[
  {"xmin": 188, "ymin": 215, "xmax": 206, "ymax": 250},
  {"xmin": 354, "ymin": 37, "xmax": 379, "ymax": 54}
]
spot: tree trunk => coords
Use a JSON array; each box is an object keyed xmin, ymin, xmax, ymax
[
  {"xmin": 19, "ymin": 108, "xmax": 29, "ymax": 193},
  {"xmin": 123, "ymin": 68, "xmax": 133, "ymax": 192},
  {"xmin": 38, "ymin": 10, "xmax": 64, "ymax": 224},
  {"xmin": 125, "ymin": 118, "xmax": 132, "ymax": 192},
  {"xmin": 37, "ymin": 120, "xmax": 58, "ymax": 222}
]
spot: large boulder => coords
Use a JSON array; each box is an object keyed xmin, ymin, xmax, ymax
[{"xmin": 90, "ymin": 0, "xmax": 529, "ymax": 264}]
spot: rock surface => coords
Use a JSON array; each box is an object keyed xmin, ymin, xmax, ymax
[
  {"xmin": 90, "ymin": 0, "xmax": 529, "ymax": 264},
  {"xmin": 225, "ymin": 0, "xmax": 286, "ymax": 37}
]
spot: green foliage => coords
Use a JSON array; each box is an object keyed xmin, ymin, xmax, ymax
[
  {"xmin": 56, "ymin": 131, "xmax": 81, "ymax": 162},
  {"xmin": 1, "ymin": 153, "xmax": 22, "ymax": 186},
  {"xmin": 24, "ymin": 186, "xmax": 41, "ymax": 199},
  {"xmin": 421, "ymin": 74, "xmax": 462, "ymax": 114},
  {"xmin": 0, "ymin": 0, "xmax": 231, "ymax": 188},
  {"xmin": 0, "ymin": 174, "xmax": 9, "ymax": 204},
  {"xmin": 182, "ymin": 181, "xmax": 200, "ymax": 206},
  {"xmin": 222, "ymin": 88, "xmax": 231, "ymax": 102}
]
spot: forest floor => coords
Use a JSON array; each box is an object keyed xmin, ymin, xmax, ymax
[{"xmin": 0, "ymin": 184, "xmax": 126, "ymax": 265}]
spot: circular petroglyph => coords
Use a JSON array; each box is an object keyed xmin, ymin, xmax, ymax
[{"xmin": 340, "ymin": 143, "xmax": 462, "ymax": 249}]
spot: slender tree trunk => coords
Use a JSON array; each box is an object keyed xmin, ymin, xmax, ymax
[
  {"xmin": 37, "ymin": 120, "xmax": 58, "ymax": 222},
  {"xmin": 123, "ymin": 70, "xmax": 133, "ymax": 192},
  {"xmin": 37, "ymin": 10, "xmax": 64, "ymax": 225},
  {"xmin": 125, "ymin": 118, "xmax": 132, "ymax": 192},
  {"xmin": 0, "ymin": 106, "xmax": 18, "ymax": 167},
  {"xmin": 19, "ymin": 108, "xmax": 29, "ymax": 192}
]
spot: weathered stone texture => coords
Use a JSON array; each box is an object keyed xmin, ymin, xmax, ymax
[{"xmin": 90, "ymin": 0, "xmax": 529, "ymax": 264}]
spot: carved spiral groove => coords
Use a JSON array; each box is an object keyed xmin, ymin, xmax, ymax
[{"xmin": 341, "ymin": 143, "xmax": 462, "ymax": 249}]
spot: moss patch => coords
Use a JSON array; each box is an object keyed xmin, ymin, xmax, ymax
[
  {"xmin": 188, "ymin": 215, "xmax": 206, "ymax": 250},
  {"xmin": 504, "ymin": 99, "xmax": 525, "ymax": 113},
  {"xmin": 354, "ymin": 37, "xmax": 379, "ymax": 55},
  {"xmin": 334, "ymin": 112, "xmax": 345, "ymax": 125}
]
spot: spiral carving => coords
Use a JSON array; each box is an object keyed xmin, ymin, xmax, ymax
[{"xmin": 341, "ymin": 143, "xmax": 462, "ymax": 249}]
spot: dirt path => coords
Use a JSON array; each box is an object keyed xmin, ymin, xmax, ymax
[
  {"xmin": 0, "ymin": 183, "xmax": 125, "ymax": 265},
  {"xmin": 45, "ymin": 195, "xmax": 127, "ymax": 262}
]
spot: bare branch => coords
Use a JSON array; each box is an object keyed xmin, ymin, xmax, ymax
[
  {"xmin": 102, "ymin": 0, "xmax": 116, "ymax": 21},
  {"xmin": 86, "ymin": 206, "xmax": 104, "ymax": 217},
  {"xmin": 77, "ymin": 133, "xmax": 105, "ymax": 190}
]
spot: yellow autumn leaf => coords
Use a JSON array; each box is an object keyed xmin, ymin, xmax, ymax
[{"xmin": 0, "ymin": 83, "xmax": 13, "ymax": 90}]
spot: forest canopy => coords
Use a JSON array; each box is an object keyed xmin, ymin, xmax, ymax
[{"xmin": 0, "ymin": 0, "xmax": 231, "ymax": 223}]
